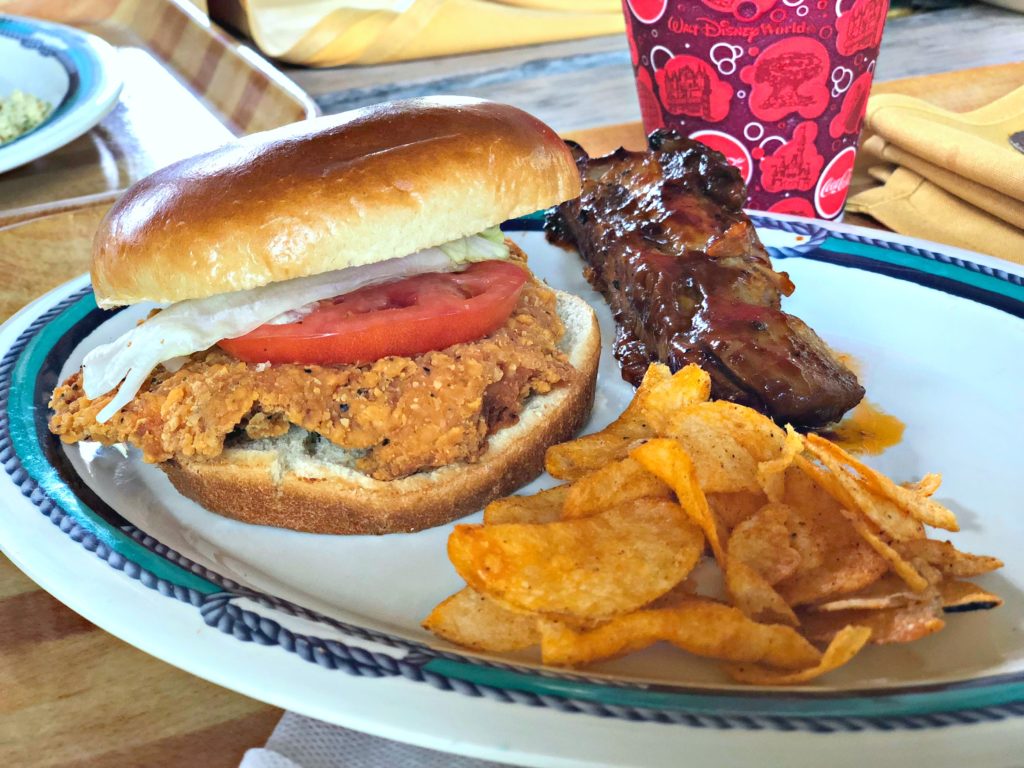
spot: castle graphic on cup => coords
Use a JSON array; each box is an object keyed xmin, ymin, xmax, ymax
[{"xmin": 623, "ymin": 0, "xmax": 890, "ymax": 218}]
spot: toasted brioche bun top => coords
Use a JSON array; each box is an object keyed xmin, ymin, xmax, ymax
[{"xmin": 91, "ymin": 97, "xmax": 580, "ymax": 307}]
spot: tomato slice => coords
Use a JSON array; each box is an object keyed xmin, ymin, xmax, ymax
[{"xmin": 219, "ymin": 260, "xmax": 529, "ymax": 365}]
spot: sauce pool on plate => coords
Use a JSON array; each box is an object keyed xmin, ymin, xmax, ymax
[{"xmin": 820, "ymin": 400, "xmax": 905, "ymax": 455}]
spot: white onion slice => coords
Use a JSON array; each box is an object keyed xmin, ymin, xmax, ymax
[{"xmin": 83, "ymin": 249, "xmax": 464, "ymax": 423}]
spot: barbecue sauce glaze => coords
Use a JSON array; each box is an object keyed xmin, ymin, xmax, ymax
[{"xmin": 546, "ymin": 131, "xmax": 864, "ymax": 428}]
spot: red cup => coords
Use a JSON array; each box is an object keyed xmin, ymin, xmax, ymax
[{"xmin": 622, "ymin": 0, "xmax": 889, "ymax": 219}]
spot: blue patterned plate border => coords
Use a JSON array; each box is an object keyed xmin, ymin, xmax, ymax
[{"xmin": 3, "ymin": 215, "xmax": 1023, "ymax": 735}]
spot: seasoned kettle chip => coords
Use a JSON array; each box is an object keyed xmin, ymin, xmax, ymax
[
  {"xmin": 656, "ymin": 399, "xmax": 784, "ymax": 493},
  {"xmin": 664, "ymin": 419, "xmax": 761, "ymax": 494},
  {"xmin": 806, "ymin": 435, "xmax": 959, "ymax": 531},
  {"xmin": 449, "ymin": 497, "xmax": 704, "ymax": 619},
  {"xmin": 807, "ymin": 574, "xmax": 924, "ymax": 613},
  {"xmin": 727, "ymin": 503, "xmax": 801, "ymax": 585},
  {"xmin": 724, "ymin": 625, "xmax": 872, "ymax": 685},
  {"xmin": 804, "ymin": 439, "xmax": 924, "ymax": 542},
  {"xmin": 707, "ymin": 491, "xmax": 767, "ymax": 531},
  {"xmin": 544, "ymin": 364, "xmax": 671, "ymax": 480},
  {"xmin": 775, "ymin": 468, "xmax": 888, "ymax": 606},
  {"xmin": 632, "ymin": 438, "xmax": 726, "ymax": 562},
  {"xmin": 639, "ymin": 364, "xmax": 712, "ymax": 433},
  {"xmin": 893, "ymin": 539, "xmax": 1004, "ymax": 578},
  {"xmin": 539, "ymin": 599, "xmax": 821, "ymax": 669},
  {"xmin": 426, "ymin": 362, "xmax": 1002, "ymax": 686},
  {"xmin": 799, "ymin": 599, "xmax": 945, "ymax": 645},
  {"xmin": 756, "ymin": 424, "xmax": 804, "ymax": 502},
  {"xmin": 725, "ymin": 558, "xmax": 799, "ymax": 627},
  {"xmin": 939, "ymin": 580, "xmax": 1004, "ymax": 612},
  {"xmin": 795, "ymin": 455, "xmax": 929, "ymax": 593},
  {"xmin": 423, "ymin": 588, "xmax": 540, "ymax": 652},
  {"xmin": 543, "ymin": 431, "xmax": 648, "ymax": 482},
  {"xmin": 483, "ymin": 484, "xmax": 569, "ymax": 525},
  {"xmin": 903, "ymin": 473, "xmax": 942, "ymax": 497},
  {"xmin": 672, "ymin": 400, "xmax": 788, "ymax": 462},
  {"xmin": 634, "ymin": 439, "xmax": 798, "ymax": 626},
  {"xmin": 562, "ymin": 457, "xmax": 671, "ymax": 520},
  {"xmin": 836, "ymin": 565, "xmax": 1006, "ymax": 617}
]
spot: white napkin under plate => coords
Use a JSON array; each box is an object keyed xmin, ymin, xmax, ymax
[{"xmin": 240, "ymin": 711, "xmax": 509, "ymax": 768}]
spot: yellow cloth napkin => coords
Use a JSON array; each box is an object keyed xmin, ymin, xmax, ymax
[
  {"xmin": 212, "ymin": 0, "xmax": 625, "ymax": 67},
  {"xmin": 860, "ymin": 86, "xmax": 1024, "ymax": 201},
  {"xmin": 860, "ymin": 134, "xmax": 1024, "ymax": 230},
  {"xmin": 846, "ymin": 85, "xmax": 1024, "ymax": 263},
  {"xmin": 845, "ymin": 167, "xmax": 1024, "ymax": 265}
]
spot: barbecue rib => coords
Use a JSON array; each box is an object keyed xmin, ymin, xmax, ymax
[{"xmin": 545, "ymin": 131, "xmax": 863, "ymax": 428}]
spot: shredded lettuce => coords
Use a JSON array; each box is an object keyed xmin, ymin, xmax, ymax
[
  {"xmin": 479, "ymin": 225, "xmax": 507, "ymax": 244},
  {"xmin": 82, "ymin": 230, "xmax": 510, "ymax": 423},
  {"xmin": 438, "ymin": 227, "xmax": 509, "ymax": 263}
]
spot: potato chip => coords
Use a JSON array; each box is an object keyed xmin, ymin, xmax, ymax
[
  {"xmin": 562, "ymin": 457, "xmax": 671, "ymax": 520},
  {"xmin": 799, "ymin": 600, "xmax": 944, "ymax": 645},
  {"xmin": 646, "ymin": 577, "xmax": 701, "ymax": 609},
  {"xmin": 806, "ymin": 435, "xmax": 959, "ymax": 531},
  {"xmin": 656, "ymin": 400, "xmax": 785, "ymax": 493},
  {"xmin": 811, "ymin": 594, "xmax": 914, "ymax": 613},
  {"xmin": 824, "ymin": 499, "xmax": 928, "ymax": 592},
  {"xmin": 671, "ymin": 401, "xmax": 788, "ymax": 462},
  {"xmin": 630, "ymin": 361, "xmax": 674, "ymax": 398},
  {"xmin": 756, "ymin": 425, "xmax": 803, "ymax": 502},
  {"xmin": 632, "ymin": 439, "xmax": 726, "ymax": 562},
  {"xmin": 483, "ymin": 485, "xmax": 569, "ymax": 525},
  {"xmin": 808, "ymin": 574, "xmax": 921, "ymax": 613},
  {"xmin": 910, "ymin": 557, "xmax": 944, "ymax": 588},
  {"xmin": 707, "ymin": 491, "xmax": 766, "ymax": 531},
  {"xmin": 804, "ymin": 440, "xmax": 924, "ymax": 542},
  {"xmin": 724, "ymin": 626, "xmax": 872, "ymax": 685},
  {"xmin": 545, "ymin": 365, "xmax": 671, "ymax": 480},
  {"xmin": 725, "ymin": 558, "xmax": 798, "ymax": 626},
  {"xmin": 539, "ymin": 599, "xmax": 821, "ymax": 669},
  {"xmin": 544, "ymin": 432, "xmax": 648, "ymax": 482},
  {"xmin": 903, "ymin": 473, "xmax": 942, "ymax": 497},
  {"xmin": 428, "ymin": 361, "xmax": 1002, "ymax": 685},
  {"xmin": 449, "ymin": 498, "xmax": 705, "ymax": 619},
  {"xmin": 727, "ymin": 503, "xmax": 801, "ymax": 585},
  {"xmin": 939, "ymin": 580, "xmax": 1004, "ymax": 612},
  {"xmin": 894, "ymin": 539, "xmax": 1003, "ymax": 578},
  {"xmin": 775, "ymin": 468, "xmax": 889, "ymax": 606},
  {"xmin": 423, "ymin": 588, "xmax": 539, "ymax": 652},
  {"xmin": 666, "ymin": 420, "xmax": 761, "ymax": 494},
  {"xmin": 795, "ymin": 455, "xmax": 929, "ymax": 593},
  {"xmin": 629, "ymin": 444, "xmax": 796, "ymax": 626},
  {"xmin": 640, "ymin": 364, "xmax": 712, "ymax": 433}
]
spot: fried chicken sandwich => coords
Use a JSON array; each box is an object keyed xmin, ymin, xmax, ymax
[{"xmin": 49, "ymin": 97, "xmax": 600, "ymax": 535}]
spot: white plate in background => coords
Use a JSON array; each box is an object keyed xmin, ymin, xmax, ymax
[{"xmin": 0, "ymin": 15, "xmax": 121, "ymax": 174}]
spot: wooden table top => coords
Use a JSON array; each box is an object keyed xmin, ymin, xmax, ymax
[{"xmin": 2, "ymin": 5, "xmax": 1023, "ymax": 767}]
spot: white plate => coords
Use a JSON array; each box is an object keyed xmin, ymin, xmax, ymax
[
  {"xmin": 0, "ymin": 15, "xmax": 121, "ymax": 174},
  {"xmin": 1, "ymin": 213, "xmax": 1023, "ymax": 767}
]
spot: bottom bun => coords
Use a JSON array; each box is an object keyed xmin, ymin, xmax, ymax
[{"xmin": 161, "ymin": 290, "xmax": 600, "ymax": 535}]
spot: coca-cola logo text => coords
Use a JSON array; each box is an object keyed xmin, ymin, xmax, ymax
[
  {"xmin": 819, "ymin": 168, "xmax": 853, "ymax": 197},
  {"xmin": 814, "ymin": 146, "xmax": 857, "ymax": 219}
]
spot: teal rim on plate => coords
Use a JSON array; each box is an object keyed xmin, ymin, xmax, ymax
[{"xmin": 3, "ymin": 214, "xmax": 1023, "ymax": 733}]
